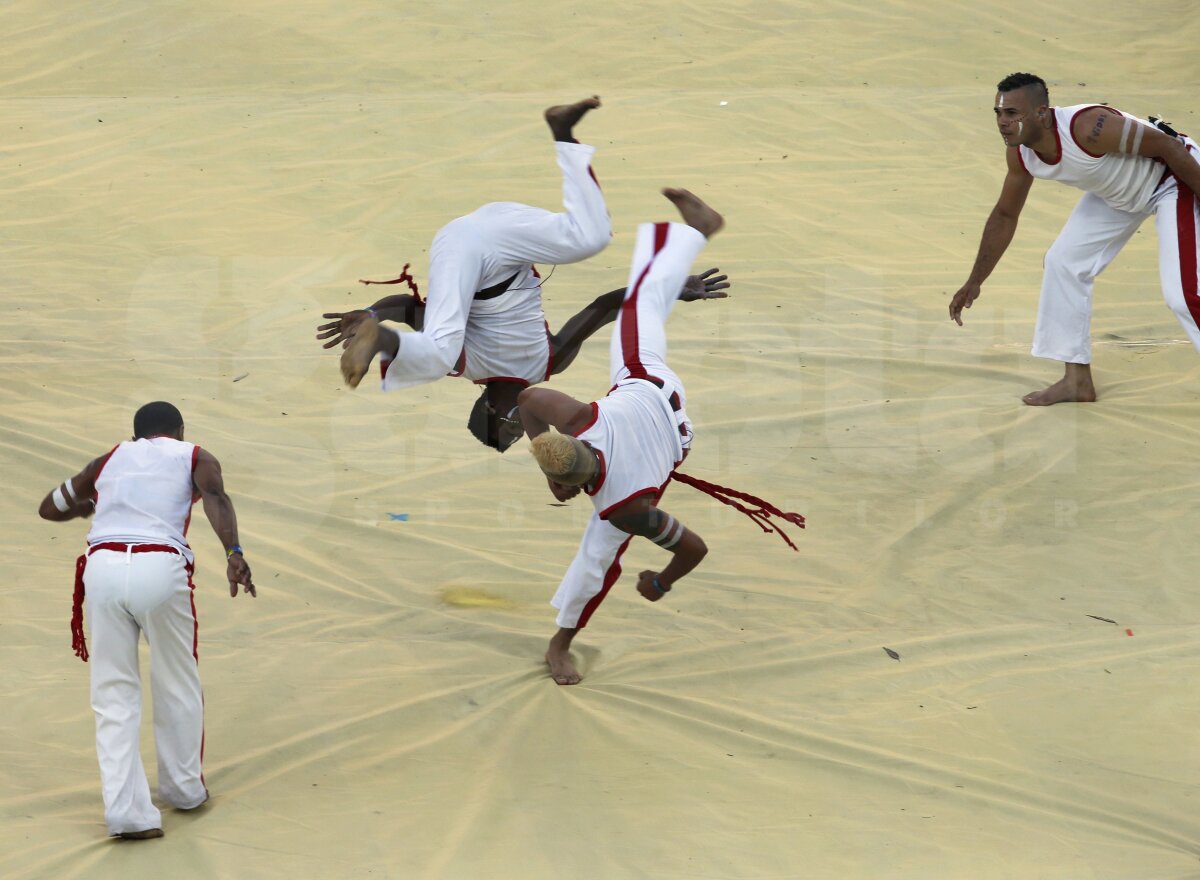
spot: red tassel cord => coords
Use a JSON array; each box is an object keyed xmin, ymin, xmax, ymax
[
  {"xmin": 71, "ymin": 553, "xmax": 89, "ymax": 662},
  {"xmin": 671, "ymin": 471, "xmax": 806, "ymax": 551},
  {"xmin": 358, "ymin": 262, "xmax": 423, "ymax": 303}
]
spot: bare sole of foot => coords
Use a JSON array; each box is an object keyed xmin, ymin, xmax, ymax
[
  {"xmin": 544, "ymin": 96, "xmax": 601, "ymax": 141},
  {"xmin": 340, "ymin": 316, "xmax": 381, "ymax": 388},
  {"xmin": 545, "ymin": 649, "xmax": 582, "ymax": 686},
  {"xmin": 117, "ymin": 828, "xmax": 164, "ymax": 840},
  {"xmin": 1022, "ymin": 378, "xmax": 1097, "ymax": 406},
  {"xmin": 662, "ymin": 188, "xmax": 724, "ymax": 238}
]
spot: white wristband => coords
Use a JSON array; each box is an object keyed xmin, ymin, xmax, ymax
[{"xmin": 52, "ymin": 486, "xmax": 70, "ymax": 513}]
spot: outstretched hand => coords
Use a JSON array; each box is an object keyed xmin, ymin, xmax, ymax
[
  {"xmin": 680, "ymin": 268, "xmax": 730, "ymax": 302},
  {"xmin": 316, "ymin": 310, "xmax": 370, "ymax": 349},
  {"xmin": 949, "ymin": 282, "xmax": 981, "ymax": 326},
  {"xmin": 227, "ymin": 555, "xmax": 256, "ymax": 598}
]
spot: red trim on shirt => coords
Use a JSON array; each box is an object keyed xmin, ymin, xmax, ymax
[
  {"xmin": 543, "ymin": 320, "xmax": 554, "ymax": 381},
  {"xmin": 1033, "ymin": 109, "xmax": 1064, "ymax": 166},
  {"xmin": 599, "ymin": 486, "xmax": 661, "ymax": 520},
  {"xmin": 583, "ymin": 446, "xmax": 607, "ymax": 497},
  {"xmin": 1070, "ymin": 104, "xmax": 1123, "ymax": 159},
  {"xmin": 571, "ymin": 402, "xmax": 600, "ymax": 437},
  {"xmin": 91, "ymin": 444, "xmax": 119, "ymax": 509},
  {"xmin": 472, "ymin": 376, "xmax": 531, "ymax": 386}
]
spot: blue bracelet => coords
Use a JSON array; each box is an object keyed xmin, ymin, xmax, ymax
[
  {"xmin": 364, "ymin": 306, "xmax": 378, "ymax": 319},
  {"xmin": 652, "ymin": 576, "xmax": 669, "ymax": 595},
  {"xmin": 226, "ymin": 545, "xmax": 243, "ymax": 558}
]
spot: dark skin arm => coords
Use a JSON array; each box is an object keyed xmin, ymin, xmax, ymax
[
  {"xmin": 517, "ymin": 386, "xmax": 595, "ymax": 501},
  {"xmin": 607, "ymin": 497, "xmax": 708, "ymax": 599},
  {"xmin": 316, "ymin": 294, "xmax": 425, "ymax": 349},
  {"xmin": 37, "ymin": 454, "xmax": 108, "ymax": 522},
  {"xmin": 549, "ymin": 269, "xmax": 729, "ymax": 375},
  {"xmin": 193, "ymin": 449, "xmax": 255, "ymax": 597},
  {"xmin": 949, "ymin": 147, "xmax": 1033, "ymax": 325}
]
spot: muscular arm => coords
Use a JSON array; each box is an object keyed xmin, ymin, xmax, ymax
[
  {"xmin": 548, "ymin": 288, "xmax": 625, "ymax": 375},
  {"xmin": 367, "ymin": 294, "xmax": 425, "ymax": 330},
  {"xmin": 193, "ymin": 449, "xmax": 255, "ymax": 597},
  {"xmin": 607, "ymin": 498, "xmax": 708, "ymax": 598},
  {"xmin": 950, "ymin": 148, "xmax": 1033, "ymax": 325},
  {"xmin": 548, "ymin": 269, "xmax": 730, "ymax": 376},
  {"xmin": 517, "ymin": 386, "xmax": 594, "ymax": 438},
  {"xmin": 1074, "ymin": 106, "xmax": 1200, "ymax": 197},
  {"xmin": 37, "ymin": 453, "xmax": 107, "ymax": 522}
]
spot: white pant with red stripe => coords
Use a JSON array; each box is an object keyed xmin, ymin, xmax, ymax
[
  {"xmin": 552, "ymin": 221, "xmax": 707, "ymax": 629},
  {"xmin": 1032, "ymin": 145, "xmax": 1200, "ymax": 364},
  {"xmin": 84, "ymin": 547, "xmax": 207, "ymax": 834}
]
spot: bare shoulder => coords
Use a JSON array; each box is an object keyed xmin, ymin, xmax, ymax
[
  {"xmin": 1004, "ymin": 146, "xmax": 1029, "ymax": 175},
  {"xmin": 1071, "ymin": 105, "xmax": 1122, "ymax": 147}
]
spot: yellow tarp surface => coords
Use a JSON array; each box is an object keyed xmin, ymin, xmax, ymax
[{"xmin": 4, "ymin": 2, "xmax": 1200, "ymax": 878}]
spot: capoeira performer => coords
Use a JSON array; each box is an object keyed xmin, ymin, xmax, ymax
[
  {"xmin": 518, "ymin": 189, "xmax": 804, "ymax": 685},
  {"xmin": 950, "ymin": 72, "xmax": 1200, "ymax": 405},
  {"xmin": 37, "ymin": 402, "xmax": 255, "ymax": 840},
  {"xmin": 323, "ymin": 96, "xmax": 628, "ymax": 451},
  {"xmin": 319, "ymin": 268, "xmax": 730, "ymax": 451}
]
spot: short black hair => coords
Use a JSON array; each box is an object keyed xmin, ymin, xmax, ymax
[
  {"xmin": 997, "ymin": 72, "xmax": 1049, "ymax": 106},
  {"xmin": 133, "ymin": 401, "xmax": 184, "ymax": 439},
  {"xmin": 467, "ymin": 389, "xmax": 503, "ymax": 451}
]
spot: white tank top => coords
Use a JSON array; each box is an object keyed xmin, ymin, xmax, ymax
[
  {"xmin": 574, "ymin": 379, "xmax": 684, "ymax": 520},
  {"xmin": 1017, "ymin": 104, "xmax": 1168, "ymax": 213},
  {"xmin": 88, "ymin": 437, "xmax": 199, "ymax": 558}
]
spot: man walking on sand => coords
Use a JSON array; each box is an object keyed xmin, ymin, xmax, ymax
[
  {"xmin": 38, "ymin": 401, "xmax": 255, "ymax": 840},
  {"xmin": 950, "ymin": 72, "xmax": 1200, "ymax": 405}
]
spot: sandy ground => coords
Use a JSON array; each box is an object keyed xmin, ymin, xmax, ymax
[{"xmin": 4, "ymin": 1, "xmax": 1200, "ymax": 878}]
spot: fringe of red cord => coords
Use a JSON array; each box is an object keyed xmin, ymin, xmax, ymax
[
  {"xmin": 672, "ymin": 470, "xmax": 806, "ymax": 551},
  {"xmin": 358, "ymin": 262, "xmax": 423, "ymax": 303},
  {"xmin": 71, "ymin": 553, "xmax": 89, "ymax": 662}
]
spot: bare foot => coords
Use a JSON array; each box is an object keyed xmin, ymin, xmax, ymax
[
  {"xmin": 662, "ymin": 188, "xmax": 724, "ymax": 238},
  {"xmin": 545, "ymin": 647, "xmax": 581, "ymax": 685},
  {"xmin": 544, "ymin": 96, "xmax": 601, "ymax": 142},
  {"xmin": 117, "ymin": 828, "xmax": 164, "ymax": 840},
  {"xmin": 340, "ymin": 317, "xmax": 382, "ymax": 388},
  {"xmin": 1022, "ymin": 364, "xmax": 1096, "ymax": 406}
]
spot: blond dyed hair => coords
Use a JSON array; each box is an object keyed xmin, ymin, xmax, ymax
[{"xmin": 530, "ymin": 432, "xmax": 595, "ymax": 486}]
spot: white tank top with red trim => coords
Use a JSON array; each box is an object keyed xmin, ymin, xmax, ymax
[
  {"xmin": 1018, "ymin": 104, "xmax": 1165, "ymax": 213},
  {"xmin": 575, "ymin": 378, "xmax": 683, "ymax": 520},
  {"xmin": 87, "ymin": 437, "xmax": 199, "ymax": 557}
]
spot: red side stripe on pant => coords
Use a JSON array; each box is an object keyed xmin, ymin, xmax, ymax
[
  {"xmin": 576, "ymin": 535, "xmax": 633, "ymax": 629},
  {"xmin": 619, "ymin": 223, "xmax": 670, "ymax": 379},
  {"xmin": 1178, "ymin": 187, "xmax": 1200, "ymax": 329}
]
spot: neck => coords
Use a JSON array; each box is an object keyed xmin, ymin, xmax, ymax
[{"xmin": 1029, "ymin": 110, "xmax": 1057, "ymax": 156}]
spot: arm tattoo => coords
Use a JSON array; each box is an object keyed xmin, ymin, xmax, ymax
[{"xmin": 1086, "ymin": 112, "xmax": 1107, "ymax": 144}]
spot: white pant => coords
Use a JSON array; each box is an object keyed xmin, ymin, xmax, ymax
[
  {"xmin": 552, "ymin": 221, "xmax": 707, "ymax": 629},
  {"xmin": 382, "ymin": 141, "xmax": 611, "ymax": 390},
  {"xmin": 84, "ymin": 547, "xmax": 207, "ymax": 834},
  {"xmin": 1033, "ymin": 149, "xmax": 1200, "ymax": 364}
]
